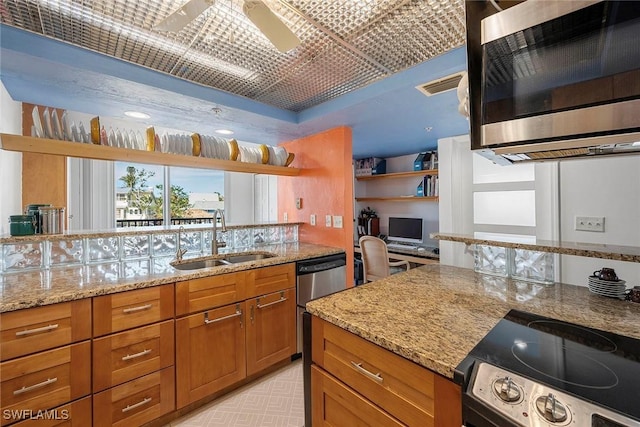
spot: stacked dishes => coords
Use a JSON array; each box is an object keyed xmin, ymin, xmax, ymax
[{"xmin": 588, "ymin": 276, "xmax": 627, "ymax": 299}]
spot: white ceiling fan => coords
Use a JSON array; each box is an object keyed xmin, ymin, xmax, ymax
[{"xmin": 153, "ymin": 0, "xmax": 300, "ymax": 53}]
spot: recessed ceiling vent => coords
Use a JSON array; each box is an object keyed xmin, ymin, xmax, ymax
[{"xmin": 415, "ymin": 72, "xmax": 464, "ymax": 96}]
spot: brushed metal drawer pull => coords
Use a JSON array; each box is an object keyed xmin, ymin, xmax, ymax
[
  {"xmin": 351, "ymin": 362, "xmax": 383, "ymax": 383},
  {"xmin": 121, "ymin": 397, "xmax": 152, "ymax": 413},
  {"xmin": 257, "ymin": 293, "xmax": 287, "ymax": 309},
  {"xmin": 15, "ymin": 324, "xmax": 59, "ymax": 337},
  {"xmin": 13, "ymin": 377, "xmax": 58, "ymax": 395},
  {"xmin": 121, "ymin": 349, "xmax": 152, "ymax": 361},
  {"xmin": 204, "ymin": 309, "xmax": 242, "ymax": 325},
  {"xmin": 122, "ymin": 304, "xmax": 152, "ymax": 314}
]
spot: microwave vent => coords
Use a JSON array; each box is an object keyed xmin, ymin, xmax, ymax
[{"xmin": 415, "ymin": 72, "xmax": 464, "ymax": 96}]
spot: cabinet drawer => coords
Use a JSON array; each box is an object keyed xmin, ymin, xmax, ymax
[
  {"xmin": 0, "ymin": 300, "xmax": 91, "ymax": 362},
  {"xmin": 311, "ymin": 365, "xmax": 403, "ymax": 426},
  {"xmin": 8, "ymin": 396, "xmax": 91, "ymax": 427},
  {"xmin": 245, "ymin": 263, "xmax": 295, "ymax": 298},
  {"xmin": 93, "ymin": 285, "xmax": 174, "ymax": 337},
  {"xmin": 176, "ymin": 272, "xmax": 245, "ymax": 316},
  {"xmin": 93, "ymin": 320, "xmax": 175, "ymax": 392},
  {"xmin": 0, "ymin": 341, "xmax": 91, "ymax": 427},
  {"xmin": 312, "ymin": 317, "xmax": 434, "ymax": 427},
  {"xmin": 93, "ymin": 366, "xmax": 175, "ymax": 427}
]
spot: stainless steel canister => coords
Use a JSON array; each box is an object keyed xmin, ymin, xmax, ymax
[{"xmin": 38, "ymin": 206, "xmax": 66, "ymax": 234}]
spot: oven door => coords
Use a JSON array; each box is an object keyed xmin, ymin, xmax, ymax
[{"xmin": 479, "ymin": 0, "xmax": 640, "ymax": 148}]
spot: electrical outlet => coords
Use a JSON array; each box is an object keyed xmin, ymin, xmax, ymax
[
  {"xmin": 325, "ymin": 215, "xmax": 332, "ymax": 227},
  {"xmin": 283, "ymin": 212, "xmax": 288, "ymax": 222},
  {"xmin": 575, "ymin": 216, "xmax": 605, "ymax": 232},
  {"xmin": 310, "ymin": 214, "xmax": 316, "ymax": 226},
  {"xmin": 333, "ymin": 215, "xmax": 343, "ymax": 228}
]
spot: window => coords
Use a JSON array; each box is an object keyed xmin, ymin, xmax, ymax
[{"xmin": 114, "ymin": 162, "xmax": 224, "ymax": 227}]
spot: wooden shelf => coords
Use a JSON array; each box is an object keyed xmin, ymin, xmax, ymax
[
  {"xmin": 356, "ymin": 169, "xmax": 438, "ymax": 180},
  {"xmin": 0, "ymin": 134, "xmax": 300, "ymax": 176},
  {"xmin": 355, "ymin": 197, "xmax": 438, "ymax": 202}
]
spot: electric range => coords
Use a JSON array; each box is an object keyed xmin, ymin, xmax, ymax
[{"xmin": 456, "ymin": 309, "xmax": 640, "ymax": 427}]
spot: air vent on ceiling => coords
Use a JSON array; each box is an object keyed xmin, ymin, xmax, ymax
[{"xmin": 415, "ymin": 72, "xmax": 464, "ymax": 96}]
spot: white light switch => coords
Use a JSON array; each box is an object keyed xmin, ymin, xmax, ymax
[
  {"xmin": 325, "ymin": 215, "xmax": 332, "ymax": 227},
  {"xmin": 575, "ymin": 216, "xmax": 605, "ymax": 232},
  {"xmin": 283, "ymin": 212, "xmax": 288, "ymax": 222},
  {"xmin": 310, "ymin": 214, "xmax": 316, "ymax": 226},
  {"xmin": 333, "ymin": 215, "xmax": 343, "ymax": 228}
]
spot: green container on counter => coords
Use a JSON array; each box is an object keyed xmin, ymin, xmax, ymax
[{"xmin": 9, "ymin": 215, "xmax": 36, "ymax": 236}]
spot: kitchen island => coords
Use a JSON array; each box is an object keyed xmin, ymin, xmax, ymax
[{"xmin": 305, "ymin": 264, "xmax": 640, "ymax": 426}]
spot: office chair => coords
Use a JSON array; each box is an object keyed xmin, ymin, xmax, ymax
[{"xmin": 359, "ymin": 236, "xmax": 410, "ymax": 283}]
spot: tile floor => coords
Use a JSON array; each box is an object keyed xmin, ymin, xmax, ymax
[{"xmin": 168, "ymin": 360, "xmax": 304, "ymax": 427}]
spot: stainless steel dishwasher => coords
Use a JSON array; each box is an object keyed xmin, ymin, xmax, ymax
[{"xmin": 296, "ymin": 253, "xmax": 347, "ymax": 354}]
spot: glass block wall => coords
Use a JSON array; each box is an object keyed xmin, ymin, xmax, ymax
[{"xmin": 0, "ymin": 224, "xmax": 298, "ymax": 273}]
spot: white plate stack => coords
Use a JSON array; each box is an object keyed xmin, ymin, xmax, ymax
[{"xmin": 588, "ymin": 276, "xmax": 627, "ymax": 299}]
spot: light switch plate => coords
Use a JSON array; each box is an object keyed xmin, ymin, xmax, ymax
[
  {"xmin": 333, "ymin": 215, "xmax": 343, "ymax": 228},
  {"xmin": 575, "ymin": 216, "xmax": 605, "ymax": 232},
  {"xmin": 325, "ymin": 215, "xmax": 332, "ymax": 227},
  {"xmin": 283, "ymin": 212, "xmax": 288, "ymax": 222},
  {"xmin": 310, "ymin": 214, "xmax": 316, "ymax": 226}
]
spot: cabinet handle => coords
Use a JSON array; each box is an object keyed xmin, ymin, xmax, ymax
[
  {"xmin": 351, "ymin": 361, "xmax": 383, "ymax": 383},
  {"xmin": 205, "ymin": 308, "xmax": 242, "ymax": 325},
  {"xmin": 122, "ymin": 304, "xmax": 152, "ymax": 314},
  {"xmin": 121, "ymin": 348, "xmax": 152, "ymax": 361},
  {"xmin": 121, "ymin": 397, "xmax": 152, "ymax": 413},
  {"xmin": 257, "ymin": 292, "xmax": 287, "ymax": 309},
  {"xmin": 13, "ymin": 377, "xmax": 58, "ymax": 395},
  {"xmin": 15, "ymin": 323, "xmax": 59, "ymax": 337},
  {"xmin": 250, "ymin": 305, "xmax": 255, "ymax": 324}
]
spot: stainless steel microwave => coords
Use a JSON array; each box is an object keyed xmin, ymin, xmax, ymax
[{"xmin": 465, "ymin": 0, "xmax": 640, "ymax": 163}]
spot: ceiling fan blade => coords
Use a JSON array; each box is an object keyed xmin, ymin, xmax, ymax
[
  {"xmin": 153, "ymin": 0, "xmax": 213, "ymax": 32},
  {"xmin": 242, "ymin": 1, "xmax": 300, "ymax": 53}
]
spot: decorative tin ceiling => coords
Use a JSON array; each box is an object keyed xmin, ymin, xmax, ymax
[{"xmin": 0, "ymin": 0, "xmax": 466, "ymax": 112}]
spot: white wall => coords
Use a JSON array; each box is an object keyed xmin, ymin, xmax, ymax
[
  {"xmin": 556, "ymin": 156, "xmax": 640, "ymax": 286},
  {"xmin": 438, "ymin": 135, "xmax": 474, "ymax": 268},
  {"xmin": 0, "ymin": 83, "xmax": 22, "ymax": 235},
  {"xmin": 355, "ymin": 153, "xmax": 439, "ymax": 247}
]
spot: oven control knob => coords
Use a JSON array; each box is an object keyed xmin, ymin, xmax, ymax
[
  {"xmin": 493, "ymin": 377, "xmax": 521, "ymax": 402},
  {"xmin": 536, "ymin": 393, "xmax": 568, "ymax": 423}
]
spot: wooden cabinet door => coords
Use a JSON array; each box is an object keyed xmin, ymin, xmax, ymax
[
  {"xmin": 246, "ymin": 288, "xmax": 296, "ymax": 376},
  {"xmin": 175, "ymin": 303, "xmax": 246, "ymax": 408},
  {"xmin": 245, "ymin": 263, "xmax": 295, "ymax": 299},
  {"xmin": 311, "ymin": 365, "xmax": 403, "ymax": 427}
]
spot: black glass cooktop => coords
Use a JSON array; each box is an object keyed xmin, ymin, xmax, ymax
[{"xmin": 465, "ymin": 310, "xmax": 640, "ymax": 421}]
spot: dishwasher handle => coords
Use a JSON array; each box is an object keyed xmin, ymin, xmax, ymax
[{"xmin": 296, "ymin": 254, "xmax": 346, "ymax": 275}]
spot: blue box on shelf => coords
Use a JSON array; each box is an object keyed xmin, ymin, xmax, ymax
[{"xmin": 414, "ymin": 153, "xmax": 426, "ymax": 170}]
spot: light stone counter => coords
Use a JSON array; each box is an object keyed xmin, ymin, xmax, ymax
[
  {"xmin": 306, "ymin": 264, "xmax": 640, "ymax": 380},
  {"xmin": 0, "ymin": 242, "xmax": 343, "ymax": 312}
]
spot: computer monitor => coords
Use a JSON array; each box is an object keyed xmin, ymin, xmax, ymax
[{"xmin": 388, "ymin": 217, "xmax": 423, "ymax": 244}]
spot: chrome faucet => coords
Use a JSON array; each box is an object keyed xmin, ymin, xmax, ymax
[
  {"xmin": 212, "ymin": 209, "xmax": 227, "ymax": 255},
  {"xmin": 175, "ymin": 226, "xmax": 187, "ymax": 261}
]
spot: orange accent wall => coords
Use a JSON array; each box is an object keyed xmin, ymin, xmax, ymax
[{"xmin": 278, "ymin": 127, "xmax": 354, "ymax": 288}]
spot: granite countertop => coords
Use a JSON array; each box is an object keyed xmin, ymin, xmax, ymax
[
  {"xmin": 0, "ymin": 242, "xmax": 343, "ymax": 313},
  {"xmin": 306, "ymin": 264, "xmax": 640, "ymax": 380},
  {"xmin": 432, "ymin": 232, "xmax": 640, "ymax": 263}
]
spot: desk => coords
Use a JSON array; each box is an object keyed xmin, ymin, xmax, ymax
[{"xmin": 353, "ymin": 245, "xmax": 439, "ymax": 266}]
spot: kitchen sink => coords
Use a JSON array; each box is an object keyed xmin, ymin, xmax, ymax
[
  {"xmin": 170, "ymin": 252, "xmax": 277, "ymax": 270},
  {"xmin": 170, "ymin": 258, "xmax": 231, "ymax": 270},
  {"xmin": 222, "ymin": 253, "xmax": 277, "ymax": 263}
]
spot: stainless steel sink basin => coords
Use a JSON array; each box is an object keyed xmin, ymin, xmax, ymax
[
  {"xmin": 222, "ymin": 253, "xmax": 277, "ymax": 263},
  {"xmin": 171, "ymin": 258, "xmax": 231, "ymax": 270},
  {"xmin": 170, "ymin": 252, "xmax": 277, "ymax": 270}
]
